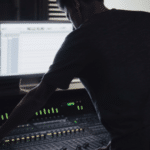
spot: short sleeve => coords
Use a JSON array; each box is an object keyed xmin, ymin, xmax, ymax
[{"xmin": 42, "ymin": 32, "xmax": 92, "ymax": 90}]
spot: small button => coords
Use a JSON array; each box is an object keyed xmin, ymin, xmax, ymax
[
  {"xmin": 31, "ymin": 135, "xmax": 35, "ymax": 142},
  {"xmin": 11, "ymin": 138, "xmax": 15, "ymax": 145},
  {"xmin": 21, "ymin": 137, "xmax": 25, "ymax": 143},
  {"xmin": 15, "ymin": 138, "xmax": 20, "ymax": 144},
  {"xmin": 35, "ymin": 135, "xmax": 40, "ymax": 141},
  {"xmin": 58, "ymin": 131, "xmax": 62, "ymax": 137},
  {"xmin": 46, "ymin": 133, "xmax": 53, "ymax": 139},
  {"xmin": 71, "ymin": 129, "xmax": 75, "ymax": 134},
  {"xmin": 4, "ymin": 139, "xmax": 10, "ymax": 146},
  {"xmin": 76, "ymin": 129, "xmax": 79, "ymax": 133},
  {"xmin": 62, "ymin": 131, "xmax": 66, "ymax": 136},
  {"xmin": 53, "ymin": 132, "xmax": 57, "ymax": 138},
  {"xmin": 80, "ymin": 128, "xmax": 84, "ymax": 132},
  {"xmin": 26, "ymin": 136, "xmax": 30, "ymax": 142},
  {"xmin": 67, "ymin": 130, "xmax": 70, "ymax": 135},
  {"xmin": 41, "ymin": 134, "xmax": 45, "ymax": 140}
]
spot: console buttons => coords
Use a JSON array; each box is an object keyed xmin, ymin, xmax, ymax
[
  {"xmin": 46, "ymin": 133, "xmax": 53, "ymax": 139},
  {"xmin": 4, "ymin": 139, "xmax": 10, "ymax": 146},
  {"xmin": 35, "ymin": 135, "xmax": 40, "ymax": 141},
  {"xmin": 26, "ymin": 136, "xmax": 30, "ymax": 142},
  {"xmin": 21, "ymin": 137, "xmax": 25, "ymax": 143},
  {"xmin": 53, "ymin": 132, "xmax": 57, "ymax": 138},
  {"xmin": 41, "ymin": 134, "xmax": 45, "ymax": 140},
  {"xmin": 67, "ymin": 130, "xmax": 70, "ymax": 135},
  {"xmin": 58, "ymin": 131, "xmax": 62, "ymax": 137},
  {"xmin": 31, "ymin": 135, "xmax": 35, "ymax": 142},
  {"xmin": 16, "ymin": 138, "xmax": 20, "ymax": 144},
  {"xmin": 11, "ymin": 138, "xmax": 15, "ymax": 145},
  {"xmin": 80, "ymin": 128, "xmax": 84, "ymax": 132},
  {"xmin": 71, "ymin": 129, "xmax": 75, "ymax": 134},
  {"xmin": 75, "ymin": 129, "xmax": 79, "ymax": 133},
  {"xmin": 62, "ymin": 131, "xmax": 66, "ymax": 136}
]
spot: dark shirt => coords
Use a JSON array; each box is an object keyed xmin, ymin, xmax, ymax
[{"xmin": 42, "ymin": 9, "xmax": 150, "ymax": 142}]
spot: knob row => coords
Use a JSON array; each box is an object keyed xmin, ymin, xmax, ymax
[{"xmin": 1, "ymin": 128, "xmax": 84, "ymax": 146}]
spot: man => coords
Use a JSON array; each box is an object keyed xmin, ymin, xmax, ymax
[
  {"xmin": 57, "ymin": 0, "xmax": 109, "ymax": 29},
  {"xmin": 0, "ymin": 0, "xmax": 150, "ymax": 150}
]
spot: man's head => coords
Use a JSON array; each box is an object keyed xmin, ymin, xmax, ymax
[{"xmin": 57, "ymin": 0, "xmax": 109, "ymax": 29}]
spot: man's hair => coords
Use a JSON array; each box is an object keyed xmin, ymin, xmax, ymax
[{"xmin": 56, "ymin": 0, "xmax": 104, "ymax": 11}]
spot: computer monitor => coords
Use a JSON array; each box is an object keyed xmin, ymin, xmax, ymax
[{"xmin": 0, "ymin": 21, "xmax": 79, "ymax": 88}]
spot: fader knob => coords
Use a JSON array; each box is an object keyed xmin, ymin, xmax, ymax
[
  {"xmin": 41, "ymin": 134, "xmax": 45, "ymax": 140},
  {"xmin": 16, "ymin": 138, "xmax": 20, "ymax": 144},
  {"xmin": 4, "ymin": 139, "xmax": 10, "ymax": 147},
  {"xmin": 67, "ymin": 130, "xmax": 70, "ymax": 135},
  {"xmin": 31, "ymin": 135, "xmax": 35, "ymax": 142},
  {"xmin": 26, "ymin": 136, "xmax": 30, "ymax": 142},
  {"xmin": 62, "ymin": 131, "xmax": 66, "ymax": 136},
  {"xmin": 21, "ymin": 137, "xmax": 25, "ymax": 143},
  {"xmin": 53, "ymin": 132, "xmax": 57, "ymax": 137},
  {"xmin": 11, "ymin": 138, "xmax": 15, "ymax": 145}
]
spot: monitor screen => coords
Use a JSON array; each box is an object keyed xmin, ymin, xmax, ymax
[{"xmin": 0, "ymin": 22, "xmax": 73, "ymax": 77}]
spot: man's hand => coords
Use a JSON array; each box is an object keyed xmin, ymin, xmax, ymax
[{"xmin": 0, "ymin": 81, "xmax": 57, "ymax": 142}]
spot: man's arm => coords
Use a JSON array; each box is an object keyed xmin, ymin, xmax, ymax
[{"xmin": 0, "ymin": 81, "xmax": 57, "ymax": 141}]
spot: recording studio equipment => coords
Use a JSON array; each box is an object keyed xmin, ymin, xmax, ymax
[
  {"xmin": 0, "ymin": 87, "xmax": 111, "ymax": 150},
  {"xmin": 0, "ymin": 10, "xmax": 111, "ymax": 150}
]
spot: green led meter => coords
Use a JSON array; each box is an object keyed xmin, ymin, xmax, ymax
[
  {"xmin": 67, "ymin": 102, "xmax": 75, "ymax": 106},
  {"xmin": 61, "ymin": 102, "xmax": 75, "ymax": 107}
]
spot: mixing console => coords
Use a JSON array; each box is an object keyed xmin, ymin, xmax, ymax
[
  {"xmin": 0, "ymin": 87, "xmax": 113, "ymax": 150},
  {"xmin": 0, "ymin": 113, "xmax": 111, "ymax": 150}
]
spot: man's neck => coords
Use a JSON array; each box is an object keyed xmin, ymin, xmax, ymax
[{"xmin": 83, "ymin": 9, "xmax": 110, "ymax": 24}]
